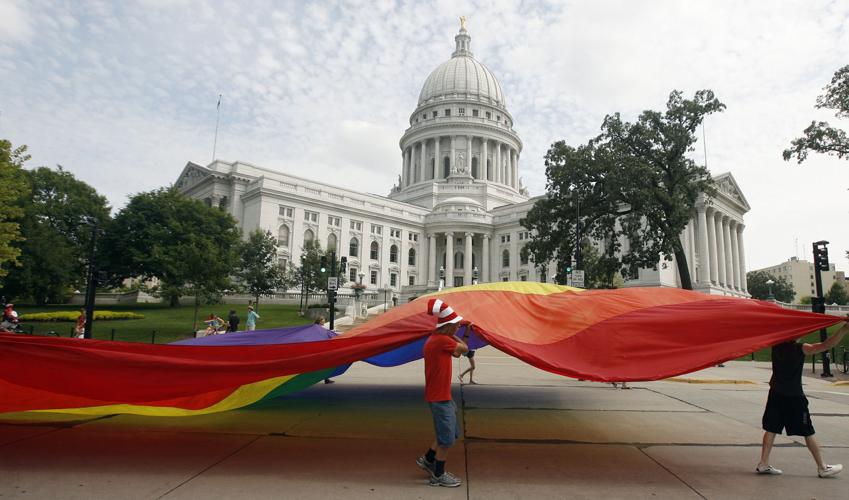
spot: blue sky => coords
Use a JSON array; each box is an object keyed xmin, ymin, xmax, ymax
[{"xmin": 1, "ymin": 0, "xmax": 847, "ymax": 273}]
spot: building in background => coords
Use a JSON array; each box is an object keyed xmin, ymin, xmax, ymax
[
  {"xmin": 176, "ymin": 22, "xmax": 750, "ymax": 299},
  {"xmin": 751, "ymin": 256, "xmax": 846, "ymax": 303}
]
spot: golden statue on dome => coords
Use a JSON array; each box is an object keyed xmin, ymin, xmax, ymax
[{"xmin": 460, "ymin": 16, "xmax": 467, "ymax": 31}]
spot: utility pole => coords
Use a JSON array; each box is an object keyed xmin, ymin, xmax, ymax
[{"xmin": 812, "ymin": 240, "xmax": 832, "ymax": 377}]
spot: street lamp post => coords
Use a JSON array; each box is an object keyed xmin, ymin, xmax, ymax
[
  {"xmin": 472, "ymin": 266, "xmax": 479, "ymax": 286},
  {"xmin": 438, "ymin": 266, "xmax": 445, "ymax": 291},
  {"xmin": 766, "ymin": 279, "xmax": 774, "ymax": 300}
]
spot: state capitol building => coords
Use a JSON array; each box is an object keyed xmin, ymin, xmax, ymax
[{"xmin": 176, "ymin": 23, "xmax": 751, "ymax": 300}]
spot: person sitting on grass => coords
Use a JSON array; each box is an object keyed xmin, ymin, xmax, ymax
[{"xmin": 757, "ymin": 315, "xmax": 849, "ymax": 478}]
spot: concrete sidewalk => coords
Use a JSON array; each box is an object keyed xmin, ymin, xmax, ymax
[{"xmin": 1, "ymin": 352, "xmax": 848, "ymax": 499}]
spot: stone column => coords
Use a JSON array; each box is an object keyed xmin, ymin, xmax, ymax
[
  {"xmin": 467, "ymin": 135, "xmax": 474, "ymax": 178},
  {"xmin": 510, "ymin": 231, "xmax": 519, "ymax": 281},
  {"xmin": 737, "ymin": 224, "xmax": 748, "ymax": 294},
  {"xmin": 715, "ymin": 212, "xmax": 726, "ymax": 287},
  {"xmin": 511, "ymin": 149, "xmax": 518, "ymax": 188},
  {"xmin": 495, "ymin": 143, "xmax": 501, "ymax": 183},
  {"xmin": 482, "ymin": 234, "xmax": 491, "ymax": 282},
  {"xmin": 434, "ymin": 136, "xmax": 440, "ymax": 179},
  {"xmin": 428, "ymin": 233, "xmax": 437, "ymax": 286},
  {"xmin": 697, "ymin": 207, "xmax": 710, "ymax": 284},
  {"xmin": 402, "ymin": 148, "xmax": 409, "ymax": 186},
  {"xmin": 450, "ymin": 136, "xmax": 456, "ymax": 175},
  {"xmin": 707, "ymin": 209, "xmax": 718, "ymax": 284},
  {"xmin": 482, "ymin": 139, "xmax": 488, "ymax": 180},
  {"xmin": 722, "ymin": 216, "xmax": 733, "ymax": 289},
  {"xmin": 464, "ymin": 232, "xmax": 473, "ymax": 286},
  {"xmin": 419, "ymin": 139, "xmax": 427, "ymax": 184},
  {"xmin": 445, "ymin": 232, "xmax": 454, "ymax": 287},
  {"xmin": 729, "ymin": 221, "xmax": 740, "ymax": 291}
]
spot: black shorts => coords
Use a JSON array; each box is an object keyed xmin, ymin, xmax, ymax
[
  {"xmin": 762, "ymin": 392, "xmax": 815, "ymax": 437},
  {"xmin": 464, "ymin": 350, "xmax": 475, "ymax": 359}
]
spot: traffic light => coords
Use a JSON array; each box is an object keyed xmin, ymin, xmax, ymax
[
  {"xmin": 340, "ymin": 256, "xmax": 347, "ymax": 274},
  {"xmin": 565, "ymin": 265, "xmax": 572, "ymax": 274},
  {"xmin": 320, "ymin": 256, "xmax": 327, "ymax": 273},
  {"xmin": 813, "ymin": 241, "xmax": 830, "ymax": 272}
]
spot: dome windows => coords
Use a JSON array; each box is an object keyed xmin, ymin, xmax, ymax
[
  {"xmin": 458, "ymin": 108, "xmax": 465, "ymax": 116},
  {"xmin": 472, "ymin": 109, "xmax": 479, "ymax": 117},
  {"xmin": 444, "ymin": 109, "xmax": 451, "ymax": 117}
]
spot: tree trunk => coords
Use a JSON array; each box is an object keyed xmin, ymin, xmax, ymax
[
  {"xmin": 254, "ymin": 294, "xmax": 260, "ymax": 312},
  {"xmin": 191, "ymin": 291, "xmax": 200, "ymax": 332},
  {"xmin": 673, "ymin": 242, "xmax": 693, "ymax": 290}
]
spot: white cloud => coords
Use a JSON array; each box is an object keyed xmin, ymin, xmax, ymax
[{"xmin": 0, "ymin": 0, "xmax": 847, "ymax": 274}]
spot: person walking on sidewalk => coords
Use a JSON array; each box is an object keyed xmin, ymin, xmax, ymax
[
  {"xmin": 757, "ymin": 315, "xmax": 849, "ymax": 478},
  {"xmin": 416, "ymin": 298, "xmax": 470, "ymax": 488}
]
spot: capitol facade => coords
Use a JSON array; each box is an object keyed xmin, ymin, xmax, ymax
[{"xmin": 176, "ymin": 24, "xmax": 751, "ymax": 299}]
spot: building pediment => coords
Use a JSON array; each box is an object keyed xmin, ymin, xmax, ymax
[
  {"xmin": 175, "ymin": 162, "xmax": 213, "ymax": 190},
  {"xmin": 713, "ymin": 172, "xmax": 750, "ymax": 213}
]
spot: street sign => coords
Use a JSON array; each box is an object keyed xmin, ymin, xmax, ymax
[
  {"xmin": 571, "ymin": 270, "xmax": 585, "ymax": 288},
  {"xmin": 327, "ymin": 277, "xmax": 338, "ymax": 291}
]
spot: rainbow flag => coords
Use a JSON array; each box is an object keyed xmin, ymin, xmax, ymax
[{"xmin": 0, "ymin": 283, "xmax": 840, "ymax": 416}]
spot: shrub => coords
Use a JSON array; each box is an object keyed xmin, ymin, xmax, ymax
[{"xmin": 20, "ymin": 311, "xmax": 145, "ymax": 322}]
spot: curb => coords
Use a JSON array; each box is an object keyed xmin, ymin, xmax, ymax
[
  {"xmin": 832, "ymin": 381, "xmax": 849, "ymax": 386},
  {"xmin": 664, "ymin": 377, "xmax": 757, "ymax": 385}
]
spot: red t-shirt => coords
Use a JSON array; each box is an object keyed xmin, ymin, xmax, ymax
[{"xmin": 424, "ymin": 334, "xmax": 457, "ymax": 402}]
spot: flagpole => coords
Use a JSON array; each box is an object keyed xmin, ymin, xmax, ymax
[{"xmin": 212, "ymin": 94, "xmax": 222, "ymax": 162}]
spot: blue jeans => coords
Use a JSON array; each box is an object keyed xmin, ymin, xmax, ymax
[{"xmin": 429, "ymin": 400, "xmax": 459, "ymax": 447}]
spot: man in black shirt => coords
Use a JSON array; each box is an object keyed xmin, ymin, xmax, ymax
[{"xmin": 757, "ymin": 316, "xmax": 848, "ymax": 478}]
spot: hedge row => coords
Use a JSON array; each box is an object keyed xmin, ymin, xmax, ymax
[{"xmin": 20, "ymin": 311, "xmax": 145, "ymax": 322}]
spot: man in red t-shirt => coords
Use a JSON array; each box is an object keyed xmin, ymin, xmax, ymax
[{"xmin": 416, "ymin": 298, "xmax": 469, "ymax": 488}]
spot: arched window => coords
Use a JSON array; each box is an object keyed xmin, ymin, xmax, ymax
[
  {"xmin": 349, "ymin": 237, "xmax": 359, "ymax": 257},
  {"xmin": 303, "ymin": 229, "xmax": 314, "ymax": 243},
  {"xmin": 408, "ymin": 248, "xmax": 416, "ymax": 266},
  {"xmin": 443, "ymin": 157, "xmax": 450, "ymax": 178},
  {"xmin": 454, "ymin": 252, "xmax": 464, "ymax": 269},
  {"xmin": 327, "ymin": 233, "xmax": 337, "ymax": 252},
  {"xmin": 429, "ymin": 158, "xmax": 435, "ymax": 179},
  {"xmin": 277, "ymin": 225, "xmax": 290, "ymax": 247},
  {"xmin": 389, "ymin": 244, "xmax": 398, "ymax": 263},
  {"xmin": 370, "ymin": 241, "xmax": 379, "ymax": 260},
  {"xmin": 471, "ymin": 157, "xmax": 478, "ymax": 178},
  {"xmin": 520, "ymin": 247, "xmax": 529, "ymax": 265},
  {"xmin": 502, "ymin": 249, "xmax": 510, "ymax": 268}
]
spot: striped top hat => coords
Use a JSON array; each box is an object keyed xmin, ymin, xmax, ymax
[{"xmin": 426, "ymin": 298, "xmax": 464, "ymax": 328}]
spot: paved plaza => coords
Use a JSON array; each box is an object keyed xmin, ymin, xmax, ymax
[{"xmin": 1, "ymin": 350, "xmax": 848, "ymax": 499}]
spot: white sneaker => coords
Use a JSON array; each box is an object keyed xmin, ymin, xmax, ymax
[
  {"xmin": 818, "ymin": 464, "xmax": 842, "ymax": 478},
  {"xmin": 756, "ymin": 464, "xmax": 782, "ymax": 475}
]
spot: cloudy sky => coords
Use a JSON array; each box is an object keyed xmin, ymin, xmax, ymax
[{"xmin": 1, "ymin": 0, "xmax": 847, "ymax": 273}]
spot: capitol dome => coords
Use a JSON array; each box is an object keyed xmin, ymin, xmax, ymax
[{"xmin": 417, "ymin": 33, "xmax": 505, "ymax": 108}]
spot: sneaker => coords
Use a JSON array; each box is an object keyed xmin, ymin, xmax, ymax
[
  {"xmin": 429, "ymin": 471, "xmax": 462, "ymax": 488},
  {"xmin": 818, "ymin": 464, "xmax": 843, "ymax": 478},
  {"xmin": 756, "ymin": 464, "xmax": 782, "ymax": 475},
  {"xmin": 416, "ymin": 456, "xmax": 435, "ymax": 476}
]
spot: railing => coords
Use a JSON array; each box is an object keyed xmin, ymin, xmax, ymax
[{"xmin": 773, "ymin": 301, "xmax": 849, "ymax": 316}]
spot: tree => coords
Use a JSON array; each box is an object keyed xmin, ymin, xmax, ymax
[
  {"xmin": 825, "ymin": 280, "xmax": 848, "ymax": 305},
  {"xmin": 784, "ymin": 65, "xmax": 849, "ymax": 163},
  {"xmin": 0, "ymin": 140, "xmax": 30, "ymax": 284},
  {"xmin": 104, "ymin": 188, "xmax": 239, "ymax": 327},
  {"xmin": 236, "ymin": 229, "xmax": 294, "ymax": 309},
  {"xmin": 523, "ymin": 90, "xmax": 724, "ymax": 289},
  {"xmin": 579, "ymin": 240, "xmax": 623, "ymax": 289},
  {"xmin": 2, "ymin": 166, "xmax": 110, "ymax": 304},
  {"xmin": 746, "ymin": 271, "xmax": 795, "ymax": 303},
  {"xmin": 296, "ymin": 239, "xmax": 339, "ymax": 309}
]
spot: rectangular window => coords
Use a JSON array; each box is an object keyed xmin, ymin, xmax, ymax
[
  {"xmin": 328, "ymin": 216, "xmax": 341, "ymax": 227},
  {"xmin": 350, "ymin": 220, "xmax": 362, "ymax": 231},
  {"xmin": 304, "ymin": 211, "xmax": 318, "ymax": 223},
  {"xmin": 370, "ymin": 270, "xmax": 378, "ymax": 285},
  {"xmin": 349, "ymin": 268, "xmax": 357, "ymax": 283},
  {"xmin": 445, "ymin": 109, "xmax": 451, "ymax": 116},
  {"xmin": 485, "ymin": 111, "xmax": 491, "ymax": 119},
  {"xmin": 409, "ymin": 275, "xmax": 415, "ymax": 286},
  {"xmin": 390, "ymin": 228, "xmax": 401, "ymax": 238},
  {"xmin": 422, "ymin": 113, "xmax": 427, "ymax": 120},
  {"xmin": 520, "ymin": 275, "xmax": 527, "ymax": 281},
  {"xmin": 371, "ymin": 224, "xmax": 382, "ymax": 235},
  {"xmin": 497, "ymin": 115, "xmax": 501, "ymax": 121},
  {"xmin": 500, "ymin": 234, "xmax": 511, "ymax": 243},
  {"xmin": 433, "ymin": 111, "xmax": 438, "ymax": 118},
  {"xmin": 502, "ymin": 277, "xmax": 509, "ymax": 282},
  {"xmin": 278, "ymin": 206, "xmax": 293, "ymax": 217},
  {"xmin": 472, "ymin": 109, "xmax": 479, "ymax": 117},
  {"xmin": 390, "ymin": 273, "xmax": 397, "ymax": 287},
  {"xmin": 408, "ymin": 233, "xmax": 418, "ymax": 242},
  {"xmin": 458, "ymin": 108, "xmax": 465, "ymax": 116}
]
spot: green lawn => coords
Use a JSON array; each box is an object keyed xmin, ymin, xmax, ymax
[
  {"xmin": 16, "ymin": 303, "xmax": 308, "ymax": 344},
  {"xmin": 738, "ymin": 322, "xmax": 848, "ymax": 366}
]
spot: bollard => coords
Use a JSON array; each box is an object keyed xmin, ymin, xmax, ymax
[
  {"xmin": 151, "ymin": 330, "xmax": 156, "ymax": 344},
  {"xmin": 110, "ymin": 328, "xmax": 115, "ymax": 341}
]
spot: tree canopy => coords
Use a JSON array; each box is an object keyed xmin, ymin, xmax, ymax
[
  {"xmin": 522, "ymin": 90, "xmax": 724, "ymax": 289},
  {"xmin": 825, "ymin": 280, "xmax": 848, "ymax": 305},
  {"xmin": 2, "ymin": 166, "xmax": 110, "ymax": 304},
  {"xmin": 783, "ymin": 65, "xmax": 849, "ymax": 163},
  {"xmin": 103, "ymin": 188, "xmax": 239, "ymax": 307},
  {"xmin": 746, "ymin": 270, "xmax": 796, "ymax": 303},
  {"xmin": 0, "ymin": 140, "xmax": 30, "ymax": 284},
  {"xmin": 236, "ymin": 229, "xmax": 295, "ymax": 308}
]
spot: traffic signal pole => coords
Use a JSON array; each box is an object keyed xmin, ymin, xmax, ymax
[
  {"xmin": 812, "ymin": 241, "xmax": 832, "ymax": 377},
  {"xmin": 328, "ymin": 251, "xmax": 337, "ymax": 331}
]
